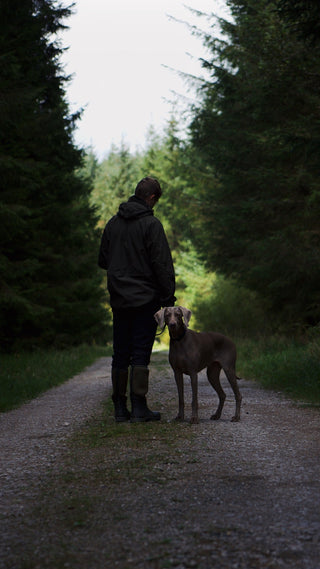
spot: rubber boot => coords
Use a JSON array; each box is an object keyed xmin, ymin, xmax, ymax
[
  {"xmin": 130, "ymin": 366, "xmax": 161, "ymax": 423},
  {"xmin": 111, "ymin": 368, "xmax": 131, "ymax": 422}
]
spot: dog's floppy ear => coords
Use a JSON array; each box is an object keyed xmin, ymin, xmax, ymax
[
  {"xmin": 180, "ymin": 307, "xmax": 192, "ymax": 327},
  {"xmin": 154, "ymin": 308, "xmax": 165, "ymax": 329}
]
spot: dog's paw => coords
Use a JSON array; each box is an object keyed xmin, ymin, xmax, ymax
[
  {"xmin": 231, "ymin": 415, "xmax": 240, "ymax": 422},
  {"xmin": 210, "ymin": 413, "xmax": 221, "ymax": 421}
]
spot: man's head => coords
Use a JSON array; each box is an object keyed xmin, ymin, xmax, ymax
[{"xmin": 135, "ymin": 177, "xmax": 162, "ymax": 207}]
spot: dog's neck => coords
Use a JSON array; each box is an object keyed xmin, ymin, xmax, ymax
[{"xmin": 169, "ymin": 325, "xmax": 187, "ymax": 342}]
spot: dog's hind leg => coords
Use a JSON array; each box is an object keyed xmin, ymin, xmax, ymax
[
  {"xmin": 224, "ymin": 368, "xmax": 242, "ymax": 422},
  {"xmin": 207, "ymin": 362, "xmax": 226, "ymax": 421}
]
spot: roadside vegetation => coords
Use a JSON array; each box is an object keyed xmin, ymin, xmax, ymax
[
  {"xmin": 0, "ymin": 344, "xmax": 111, "ymax": 412},
  {"xmin": 237, "ymin": 335, "xmax": 320, "ymax": 406}
]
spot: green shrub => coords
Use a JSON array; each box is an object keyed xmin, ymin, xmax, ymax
[{"xmin": 192, "ymin": 275, "xmax": 272, "ymax": 337}]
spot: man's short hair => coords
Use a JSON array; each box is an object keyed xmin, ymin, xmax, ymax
[{"xmin": 135, "ymin": 177, "xmax": 162, "ymax": 202}]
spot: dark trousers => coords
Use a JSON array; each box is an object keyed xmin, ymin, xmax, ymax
[{"xmin": 112, "ymin": 300, "xmax": 161, "ymax": 369}]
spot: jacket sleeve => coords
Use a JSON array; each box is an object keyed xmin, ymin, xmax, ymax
[
  {"xmin": 146, "ymin": 219, "xmax": 176, "ymax": 307},
  {"xmin": 98, "ymin": 223, "xmax": 110, "ymax": 270}
]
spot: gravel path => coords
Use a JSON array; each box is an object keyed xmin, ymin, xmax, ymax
[{"xmin": 0, "ymin": 352, "xmax": 319, "ymax": 569}]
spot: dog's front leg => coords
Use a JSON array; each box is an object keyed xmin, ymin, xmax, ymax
[
  {"xmin": 174, "ymin": 370, "xmax": 184, "ymax": 421},
  {"xmin": 190, "ymin": 372, "xmax": 199, "ymax": 424}
]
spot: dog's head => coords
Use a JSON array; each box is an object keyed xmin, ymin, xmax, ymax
[{"xmin": 154, "ymin": 306, "xmax": 192, "ymax": 332}]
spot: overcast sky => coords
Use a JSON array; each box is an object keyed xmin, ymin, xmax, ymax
[{"xmin": 60, "ymin": 0, "xmax": 228, "ymax": 158}]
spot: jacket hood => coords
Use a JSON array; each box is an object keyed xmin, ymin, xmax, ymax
[{"xmin": 117, "ymin": 195, "xmax": 153, "ymax": 220}]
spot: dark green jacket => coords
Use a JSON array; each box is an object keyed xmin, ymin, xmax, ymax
[{"xmin": 98, "ymin": 196, "xmax": 176, "ymax": 309}]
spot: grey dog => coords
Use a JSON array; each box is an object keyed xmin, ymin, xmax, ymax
[{"xmin": 154, "ymin": 306, "xmax": 242, "ymax": 424}]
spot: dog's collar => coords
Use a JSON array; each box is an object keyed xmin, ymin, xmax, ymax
[{"xmin": 170, "ymin": 326, "xmax": 187, "ymax": 342}]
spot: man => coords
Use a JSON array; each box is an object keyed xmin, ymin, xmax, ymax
[{"xmin": 98, "ymin": 177, "xmax": 176, "ymax": 422}]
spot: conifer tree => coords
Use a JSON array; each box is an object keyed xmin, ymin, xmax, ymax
[
  {"xmin": 278, "ymin": 0, "xmax": 320, "ymax": 44},
  {"xmin": 189, "ymin": 0, "xmax": 320, "ymax": 326},
  {"xmin": 0, "ymin": 0, "xmax": 109, "ymax": 350},
  {"xmin": 90, "ymin": 141, "xmax": 142, "ymax": 227}
]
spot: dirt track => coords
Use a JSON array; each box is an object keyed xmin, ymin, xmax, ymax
[{"xmin": 0, "ymin": 352, "xmax": 319, "ymax": 569}]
